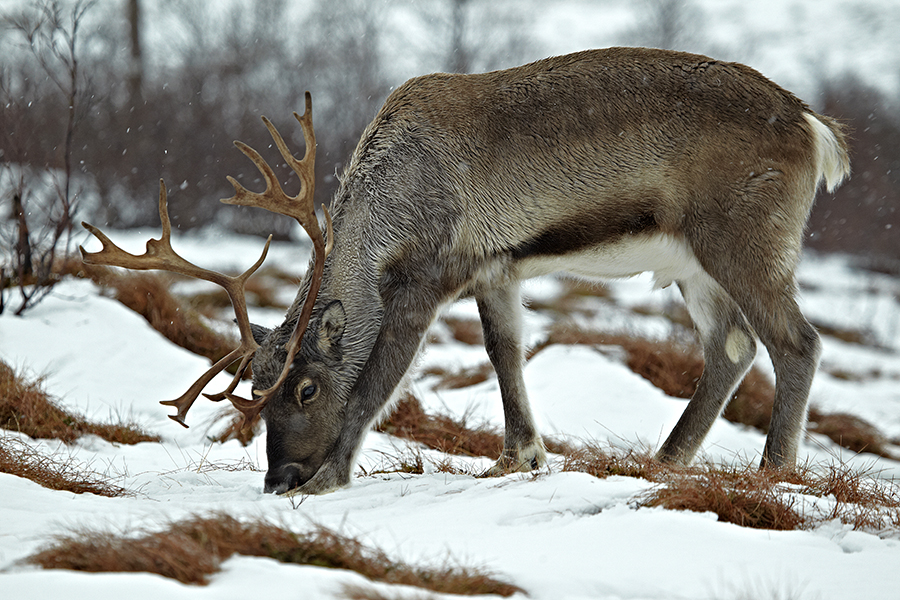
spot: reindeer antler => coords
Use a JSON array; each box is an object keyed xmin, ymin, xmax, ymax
[
  {"xmin": 221, "ymin": 91, "xmax": 333, "ymax": 426},
  {"xmin": 79, "ymin": 180, "xmax": 271, "ymax": 427},
  {"xmin": 80, "ymin": 92, "xmax": 332, "ymax": 430}
]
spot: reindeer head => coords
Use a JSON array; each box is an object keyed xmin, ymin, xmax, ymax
[
  {"xmin": 250, "ymin": 297, "xmax": 348, "ymax": 493},
  {"xmin": 80, "ymin": 93, "xmax": 334, "ymax": 495}
]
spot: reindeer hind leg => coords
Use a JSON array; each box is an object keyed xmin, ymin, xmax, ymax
[
  {"xmin": 656, "ymin": 272, "xmax": 758, "ymax": 465},
  {"xmin": 477, "ymin": 282, "xmax": 547, "ymax": 474}
]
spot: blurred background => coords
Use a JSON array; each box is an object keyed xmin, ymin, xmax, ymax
[{"xmin": 1, "ymin": 0, "xmax": 899, "ymax": 314}]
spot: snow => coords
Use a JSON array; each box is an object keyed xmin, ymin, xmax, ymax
[
  {"xmin": 3, "ymin": 235, "xmax": 900, "ymax": 599},
  {"xmin": 2, "ymin": 1, "xmax": 900, "ymax": 597}
]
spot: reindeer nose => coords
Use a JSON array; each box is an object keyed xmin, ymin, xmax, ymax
[{"xmin": 264, "ymin": 463, "xmax": 303, "ymax": 494}]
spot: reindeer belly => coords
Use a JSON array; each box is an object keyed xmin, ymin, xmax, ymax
[{"xmin": 516, "ymin": 232, "xmax": 704, "ymax": 289}]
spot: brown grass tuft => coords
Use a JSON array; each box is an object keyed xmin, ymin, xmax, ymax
[
  {"xmin": 0, "ymin": 436, "xmax": 130, "ymax": 497},
  {"xmin": 559, "ymin": 445, "xmax": 806, "ymax": 530},
  {"xmin": 377, "ymin": 394, "xmax": 504, "ymax": 460},
  {"xmin": 342, "ymin": 585, "xmax": 437, "ymax": 600},
  {"xmin": 558, "ymin": 443, "xmax": 900, "ymax": 533},
  {"xmin": 798, "ymin": 463, "xmax": 900, "ymax": 530},
  {"xmin": 531, "ymin": 324, "xmax": 774, "ymax": 426},
  {"xmin": 642, "ymin": 465, "xmax": 806, "ymax": 531},
  {"xmin": 560, "ymin": 444, "xmax": 662, "ymax": 481},
  {"xmin": 206, "ymin": 408, "xmax": 262, "ymax": 447},
  {"xmin": 806, "ymin": 411, "xmax": 892, "ymax": 458},
  {"xmin": 29, "ymin": 514, "xmax": 523, "ymax": 595},
  {"xmin": 423, "ymin": 362, "xmax": 495, "ymax": 391},
  {"xmin": 810, "ymin": 320, "xmax": 880, "ymax": 348},
  {"xmin": 0, "ymin": 359, "xmax": 158, "ymax": 445},
  {"xmin": 441, "ymin": 317, "xmax": 484, "ymax": 346}
]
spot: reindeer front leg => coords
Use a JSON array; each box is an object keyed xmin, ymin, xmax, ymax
[{"xmin": 286, "ymin": 268, "xmax": 447, "ymax": 496}]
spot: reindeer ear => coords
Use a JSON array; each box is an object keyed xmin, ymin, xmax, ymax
[
  {"xmin": 317, "ymin": 300, "xmax": 345, "ymax": 355},
  {"xmin": 250, "ymin": 323, "xmax": 271, "ymax": 345}
]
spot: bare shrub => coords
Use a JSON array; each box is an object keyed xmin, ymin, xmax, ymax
[
  {"xmin": 0, "ymin": 435, "xmax": 129, "ymax": 497},
  {"xmin": 28, "ymin": 513, "xmax": 523, "ymax": 595},
  {"xmin": 0, "ymin": 0, "xmax": 95, "ymax": 314},
  {"xmin": 406, "ymin": 0, "xmax": 533, "ymax": 75},
  {"xmin": 0, "ymin": 358, "xmax": 158, "ymax": 444},
  {"xmin": 624, "ymin": 0, "xmax": 706, "ymax": 52}
]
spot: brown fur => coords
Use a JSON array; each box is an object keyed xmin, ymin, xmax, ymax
[{"xmin": 249, "ymin": 48, "xmax": 849, "ymax": 494}]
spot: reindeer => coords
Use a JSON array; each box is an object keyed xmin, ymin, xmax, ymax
[{"xmin": 81, "ymin": 47, "xmax": 849, "ymax": 495}]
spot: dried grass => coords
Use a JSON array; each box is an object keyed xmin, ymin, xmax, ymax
[
  {"xmin": 531, "ymin": 324, "xmax": 772, "ymax": 420},
  {"xmin": 205, "ymin": 408, "xmax": 262, "ymax": 447},
  {"xmin": 806, "ymin": 411, "xmax": 893, "ymax": 459},
  {"xmin": 560, "ymin": 445, "xmax": 805, "ymax": 530},
  {"xmin": 797, "ymin": 463, "xmax": 900, "ymax": 531},
  {"xmin": 0, "ymin": 359, "xmax": 158, "ymax": 445},
  {"xmin": 377, "ymin": 394, "xmax": 503, "ymax": 460},
  {"xmin": 28, "ymin": 514, "xmax": 522, "ymax": 595},
  {"xmin": 423, "ymin": 362, "xmax": 495, "ymax": 391},
  {"xmin": 643, "ymin": 465, "xmax": 806, "ymax": 531},
  {"xmin": 560, "ymin": 445, "xmax": 662, "ymax": 481},
  {"xmin": 441, "ymin": 317, "xmax": 484, "ymax": 346},
  {"xmin": 0, "ymin": 436, "xmax": 130, "ymax": 497},
  {"xmin": 342, "ymin": 585, "xmax": 437, "ymax": 600},
  {"xmin": 810, "ymin": 319, "xmax": 880, "ymax": 348},
  {"xmin": 558, "ymin": 443, "xmax": 900, "ymax": 533}
]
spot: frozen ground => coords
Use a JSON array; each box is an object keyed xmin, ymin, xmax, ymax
[
  {"xmin": 2, "ymin": 228, "xmax": 899, "ymax": 600},
  {"xmin": 2, "ymin": 1, "xmax": 900, "ymax": 597}
]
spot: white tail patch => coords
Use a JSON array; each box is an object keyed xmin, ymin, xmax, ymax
[{"xmin": 803, "ymin": 113, "xmax": 850, "ymax": 192}]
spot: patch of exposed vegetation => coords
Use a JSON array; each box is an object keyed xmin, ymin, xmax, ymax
[
  {"xmin": 28, "ymin": 514, "xmax": 523, "ymax": 596},
  {"xmin": 422, "ymin": 362, "xmax": 495, "ymax": 391},
  {"xmin": 642, "ymin": 464, "xmax": 806, "ymax": 531},
  {"xmin": 205, "ymin": 408, "xmax": 262, "ymax": 447},
  {"xmin": 0, "ymin": 436, "xmax": 130, "ymax": 497},
  {"xmin": 0, "ymin": 359, "xmax": 158, "ymax": 445},
  {"xmin": 810, "ymin": 319, "xmax": 881, "ymax": 348},
  {"xmin": 365, "ymin": 430, "xmax": 899, "ymax": 535},
  {"xmin": 377, "ymin": 394, "xmax": 504, "ymax": 460},
  {"xmin": 560, "ymin": 444, "xmax": 900, "ymax": 533}
]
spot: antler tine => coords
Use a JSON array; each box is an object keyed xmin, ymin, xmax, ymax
[
  {"xmin": 222, "ymin": 92, "xmax": 321, "ymax": 233},
  {"xmin": 80, "ymin": 179, "xmax": 272, "ymax": 427},
  {"xmin": 220, "ymin": 92, "xmax": 335, "ymax": 429}
]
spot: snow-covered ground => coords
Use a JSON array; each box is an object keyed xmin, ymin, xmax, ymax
[
  {"xmin": 2, "ymin": 1, "xmax": 900, "ymax": 597},
  {"xmin": 2, "ymin": 228, "xmax": 899, "ymax": 600}
]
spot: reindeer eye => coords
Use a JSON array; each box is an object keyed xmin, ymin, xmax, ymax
[{"xmin": 298, "ymin": 382, "xmax": 318, "ymax": 403}]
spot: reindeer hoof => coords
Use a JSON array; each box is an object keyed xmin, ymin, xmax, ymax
[{"xmin": 482, "ymin": 442, "xmax": 547, "ymax": 477}]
